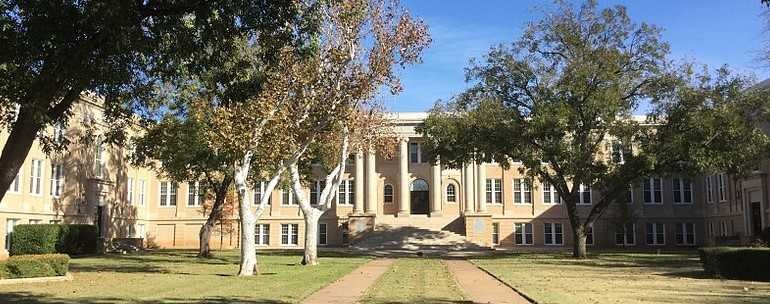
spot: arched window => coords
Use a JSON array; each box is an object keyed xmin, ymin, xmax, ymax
[
  {"xmin": 410, "ymin": 179, "xmax": 429, "ymax": 191},
  {"xmin": 383, "ymin": 184, "xmax": 394, "ymax": 203},
  {"xmin": 446, "ymin": 184, "xmax": 457, "ymax": 202}
]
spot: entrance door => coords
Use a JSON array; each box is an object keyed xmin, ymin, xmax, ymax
[
  {"xmin": 410, "ymin": 179, "xmax": 430, "ymax": 215},
  {"xmin": 751, "ymin": 202, "xmax": 762, "ymax": 236}
]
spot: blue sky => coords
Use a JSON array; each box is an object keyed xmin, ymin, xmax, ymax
[{"xmin": 387, "ymin": 0, "xmax": 770, "ymax": 112}]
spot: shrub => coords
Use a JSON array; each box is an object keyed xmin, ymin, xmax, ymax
[
  {"xmin": 10, "ymin": 224, "xmax": 97, "ymax": 256},
  {"xmin": 699, "ymin": 247, "xmax": 770, "ymax": 281},
  {"xmin": 0, "ymin": 254, "xmax": 69, "ymax": 279}
]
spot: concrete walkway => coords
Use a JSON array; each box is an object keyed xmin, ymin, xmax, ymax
[
  {"xmin": 445, "ymin": 260, "xmax": 532, "ymax": 304},
  {"xmin": 302, "ymin": 258, "xmax": 393, "ymax": 304}
]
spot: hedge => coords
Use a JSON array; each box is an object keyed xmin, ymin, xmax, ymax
[
  {"xmin": 9, "ymin": 224, "xmax": 97, "ymax": 256},
  {"xmin": 699, "ymin": 247, "xmax": 770, "ymax": 281},
  {"xmin": 0, "ymin": 254, "xmax": 69, "ymax": 279}
]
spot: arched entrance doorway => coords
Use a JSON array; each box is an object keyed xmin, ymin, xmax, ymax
[{"xmin": 410, "ymin": 179, "xmax": 429, "ymax": 215}]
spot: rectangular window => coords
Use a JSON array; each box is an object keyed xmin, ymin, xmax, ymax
[
  {"xmin": 672, "ymin": 178, "xmax": 692, "ymax": 204},
  {"xmin": 615, "ymin": 223, "xmax": 636, "ymax": 246},
  {"xmin": 675, "ymin": 222, "xmax": 695, "ymax": 245},
  {"xmin": 188, "ymin": 181, "xmax": 205, "ymax": 206},
  {"xmin": 408, "ymin": 142, "xmax": 428, "ymax": 163},
  {"xmin": 10, "ymin": 170, "xmax": 20, "ymax": 193},
  {"xmin": 514, "ymin": 223, "xmax": 533, "ymax": 245},
  {"xmin": 319, "ymin": 223, "xmax": 328, "ymax": 245},
  {"xmin": 706, "ymin": 176, "xmax": 714, "ymax": 203},
  {"xmin": 384, "ymin": 184, "xmax": 394, "ymax": 203},
  {"xmin": 578, "ymin": 184, "xmax": 591, "ymax": 205},
  {"xmin": 281, "ymin": 223, "xmax": 299, "ymax": 246},
  {"xmin": 492, "ymin": 223, "xmax": 500, "ymax": 245},
  {"xmin": 513, "ymin": 178, "xmax": 531, "ymax": 204},
  {"xmin": 586, "ymin": 225, "xmax": 594, "ymax": 245},
  {"xmin": 486, "ymin": 178, "xmax": 503, "ymax": 204},
  {"xmin": 718, "ymin": 173, "xmax": 727, "ymax": 202},
  {"xmin": 50, "ymin": 163, "xmax": 64, "ymax": 197},
  {"xmin": 626, "ymin": 184, "xmax": 633, "ymax": 204},
  {"xmin": 256, "ymin": 224, "xmax": 270, "ymax": 246},
  {"xmin": 544, "ymin": 223, "xmax": 564, "ymax": 245},
  {"xmin": 126, "ymin": 177, "xmax": 134, "ymax": 204},
  {"xmin": 282, "ymin": 187, "xmax": 295, "ymax": 205},
  {"xmin": 337, "ymin": 179, "xmax": 354, "ymax": 205},
  {"xmin": 542, "ymin": 182, "xmax": 560, "ymax": 204},
  {"xmin": 643, "ymin": 177, "xmax": 662, "ymax": 204},
  {"xmin": 253, "ymin": 181, "xmax": 272, "ymax": 205},
  {"xmin": 646, "ymin": 223, "xmax": 665, "ymax": 245},
  {"xmin": 611, "ymin": 141, "xmax": 625, "ymax": 164},
  {"xmin": 310, "ymin": 180, "xmax": 325, "ymax": 205},
  {"xmin": 5, "ymin": 218, "xmax": 19, "ymax": 249},
  {"xmin": 139, "ymin": 180, "xmax": 146, "ymax": 205},
  {"xmin": 29, "ymin": 159, "xmax": 42, "ymax": 195},
  {"xmin": 94, "ymin": 139, "xmax": 105, "ymax": 178},
  {"xmin": 159, "ymin": 181, "xmax": 177, "ymax": 206},
  {"xmin": 53, "ymin": 123, "xmax": 65, "ymax": 144}
]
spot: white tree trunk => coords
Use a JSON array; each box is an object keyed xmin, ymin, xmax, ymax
[
  {"xmin": 235, "ymin": 153, "xmax": 258, "ymax": 276},
  {"xmin": 302, "ymin": 211, "xmax": 322, "ymax": 265}
]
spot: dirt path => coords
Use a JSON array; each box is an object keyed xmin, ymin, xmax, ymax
[
  {"xmin": 445, "ymin": 259, "xmax": 532, "ymax": 304},
  {"xmin": 302, "ymin": 258, "xmax": 394, "ymax": 304}
]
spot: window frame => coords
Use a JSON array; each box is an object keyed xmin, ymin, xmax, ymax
[
  {"xmin": 281, "ymin": 223, "xmax": 299, "ymax": 246},
  {"xmin": 446, "ymin": 183, "xmax": 457, "ymax": 203},
  {"xmin": 29, "ymin": 159, "xmax": 43, "ymax": 195},
  {"xmin": 615, "ymin": 223, "xmax": 636, "ymax": 246},
  {"xmin": 675, "ymin": 222, "xmax": 696, "ymax": 246},
  {"xmin": 383, "ymin": 184, "xmax": 394, "ymax": 204},
  {"xmin": 50, "ymin": 163, "xmax": 64, "ymax": 197},
  {"xmin": 672, "ymin": 177, "xmax": 693, "ymax": 204},
  {"xmin": 542, "ymin": 182, "xmax": 560, "ymax": 204},
  {"xmin": 256, "ymin": 224, "xmax": 270, "ymax": 246},
  {"xmin": 514, "ymin": 223, "xmax": 534, "ymax": 245},
  {"xmin": 646, "ymin": 222, "xmax": 666, "ymax": 245},
  {"xmin": 319, "ymin": 223, "xmax": 328, "ymax": 246},
  {"xmin": 544, "ymin": 222, "xmax": 564, "ymax": 246},
  {"xmin": 642, "ymin": 177, "xmax": 663, "ymax": 205},
  {"xmin": 491, "ymin": 222, "xmax": 500, "ymax": 245},
  {"xmin": 513, "ymin": 178, "xmax": 531, "ymax": 205}
]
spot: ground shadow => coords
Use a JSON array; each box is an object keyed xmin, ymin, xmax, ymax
[{"xmin": 0, "ymin": 292, "xmax": 291, "ymax": 304}]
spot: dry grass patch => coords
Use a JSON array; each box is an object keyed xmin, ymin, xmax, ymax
[{"xmin": 473, "ymin": 251, "xmax": 770, "ymax": 304}]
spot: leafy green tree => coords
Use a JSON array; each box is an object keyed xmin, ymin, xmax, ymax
[
  {"xmin": 0, "ymin": 0, "xmax": 304, "ymax": 202},
  {"xmin": 132, "ymin": 100, "xmax": 236, "ymax": 258},
  {"xmin": 418, "ymin": 0, "xmax": 770, "ymax": 258}
]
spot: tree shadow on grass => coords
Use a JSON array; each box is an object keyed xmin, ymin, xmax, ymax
[
  {"xmin": 0, "ymin": 292, "xmax": 291, "ymax": 304},
  {"xmin": 69, "ymin": 262, "xmax": 169, "ymax": 274}
]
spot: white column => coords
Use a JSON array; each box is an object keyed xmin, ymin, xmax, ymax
[
  {"xmin": 365, "ymin": 148, "xmax": 377, "ymax": 214},
  {"xmin": 464, "ymin": 163, "xmax": 474, "ymax": 213},
  {"xmin": 398, "ymin": 138, "xmax": 410, "ymax": 216},
  {"xmin": 430, "ymin": 160, "xmax": 442, "ymax": 216},
  {"xmin": 354, "ymin": 150, "xmax": 364, "ymax": 214},
  {"xmin": 477, "ymin": 162, "xmax": 487, "ymax": 213}
]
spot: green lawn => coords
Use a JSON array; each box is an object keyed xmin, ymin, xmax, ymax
[
  {"xmin": 0, "ymin": 250, "xmax": 369, "ymax": 304},
  {"xmin": 473, "ymin": 251, "xmax": 770, "ymax": 304},
  {"xmin": 360, "ymin": 258, "xmax": 468, "ymax": 304}
]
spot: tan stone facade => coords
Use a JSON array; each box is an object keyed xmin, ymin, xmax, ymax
[{"xmin": 1, "ymin": 103, "xmax": 768, "ymax": 258}]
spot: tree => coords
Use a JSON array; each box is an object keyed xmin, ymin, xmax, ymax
[
  {"xmin": 418, "ymin": 0, "xmax": 770, "ymax": 258},
  {"xmin": 0, "ymin": 0, "xmax": 303, "ymax": 202},
  {"xmin": 132, "ymin": 99, "xmax": 236, "ymax": 257}
]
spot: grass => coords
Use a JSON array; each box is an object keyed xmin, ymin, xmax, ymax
[
  {"xmin": 0, "ymin": 249, "xmax": 369, "ymax": 304},
  {"xmin": 473, "ymin": 251, "xmax": 770, "ymax": 304},
  {"xmin": 359, "ymin": 258, "xmax": 469, "ymax": 304}
]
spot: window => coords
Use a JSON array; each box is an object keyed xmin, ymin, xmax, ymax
[
  {"xmin": 717, "ymin": 173, "xmax": 727, "ymax": 202},
  {"xmin": 29, "ymin": 159, "xmax": 42, "ymax": 195},
  {"xmin": 310, "ymin": 180, "xmax": 325, "ymax": 205},
  {"xmin": 50, "ymin": 163, "xmax": 64, "ymax": 197},
  {"xmin": 281, "ymin": 224, "xmax": 299, "ymax": 246},
  {"xmin": 256, "ymin": 224, "xmax": 270, "ymax": 246},
  {"xmin": 446, "ymin": 184, "xmax": 457, "ymax": 203},
  {"xmin": 544, "ymin": 223, "xmax": 564, "ymax": 245},
  {"xmin": 159, "ymin": 181, "xmax": 178, "ymax": 206},
  {"xmin": 126, "ymin": 177, "xmax": 134, "ymax": 204},
  {"xmin": 492, "ymin": 223, "xmax": 500, "ymax": 245},
  {"xmin": 384, "ymin": 184, "xmax": 394, "ymax": 203},
  {"xmin": 319, "ymin": 223, "xmax": 328, "ymax": 245},
  {"xmin": 513, "ymin": 178, "xmax": 531, "ymax": 204},
  {"xmin": 5, "ymin": 219, "xmax": 19, "ymax": 249},
  {"xmin": 408, "ymin": 142, "xmax": 428, "ymax": 163},
  {"xmin": 586, "ymin": 225, "xmax": 594, "ymax": 245},
  {"xmin": 626, "ymin": 184, "xmax": 633, "ymax": 204},
  {"xmin": 720, "ymin": 220, "xmax": 728, "ymax": 237},
  {"xmin": 676, "ymin": 223, "xmax": 695, "ymax": 245},
  {"xmin": 615, "ymin": 223, "xmax": 636, "ymax": 246},
  {"xmin": 188, "ymin": 181, "xmax": 205, "ymax": 206},
  {"xmin": 708, "ymin": 221, "xmax": 714, "ymax": 237},
  {"xmin": 514, "ymin": 223, "xmax": 533, "ymax": 245},
  {"xmin": 486, "ymin": 178, "xmax": 503, "ymax": 204},
  {"xmin": 705, "ymin": 176, "xmax": 714, "ymax": 203},
  {"xmin": 542, "ymin": 182, "xmax": 560, "ymax": 204},
  {"xmin": 578, "ymin": 184, "xmax": 592, "ymax": 205},
  {"xmin": 646, "ymin": 223, "xmax": 665, "ymax": 245},
  {"xmin": 136, "ymin": 224, "xmax": 146, "ymax": 238},
  {"xmin": 672, "ymin": 178, "xmax": 692, "ymax": 204},
  {"xmin": 28, "ymin": 219, "xmax": 42, "ymax": 224},
  {"xmin": 53, "ymin": 123, "xmax": 65, "ymax": 144},
  {"xmin": 611, "ymin": 141, "xmax": 626, "ymax": 164},
  {"xmin": 94, "ymin": 138, "xmax": 105, "ymax": 178},
  {"xmin": 10, "ymin": 170, "xmax": 20, "ymax": 193},
  {"xmin": 643, "ymin": 177, "xmax": 662, "ymax": 204},
  {"xmin": 139, "ymin": 180, "xmax": 146, "ymax": 205},
  {"xmin": 282, "ymin": 187, "xmax": 296, "ymax": 205},
  {"xmin": 337, "ymin": 179, "xmax": 354, "ymax": 205},
  {"xmin": 253, "ymin": 181, "xmax": 271, "ymax": 205}
]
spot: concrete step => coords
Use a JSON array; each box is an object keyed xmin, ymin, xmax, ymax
[{"xmin": 352, "ymin": 224, "xmax": 486, "ymax": 251}]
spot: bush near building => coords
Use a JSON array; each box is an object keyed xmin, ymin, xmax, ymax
[
  {"xmin": 0, "ymin": 254, "xmax": 70, "ymax": 279},
  {"xmin": 699, "ymin": 247, "xmax": 770, "ymax": 281},
  {"xmin": 9, "ymin": 224, "xmax": 97, "ymax": 256}
]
